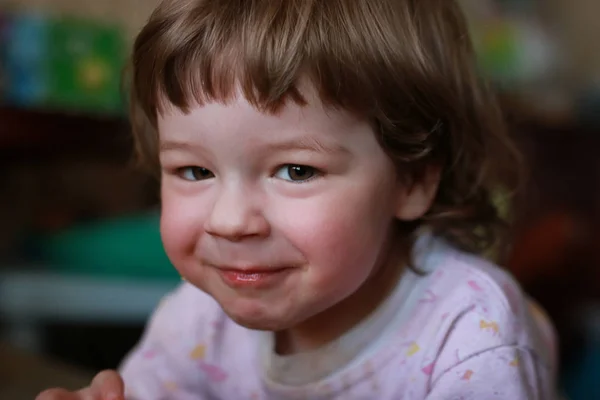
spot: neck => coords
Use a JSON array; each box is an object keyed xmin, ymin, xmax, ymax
[{"xmin": 275, "ymin": 231, "xmax": 408, "ymax": 355}]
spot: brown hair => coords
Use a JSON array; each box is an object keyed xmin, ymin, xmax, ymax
[{"xmin": 130, "ymin": 0, "xmax": 522, "ymax": 255}]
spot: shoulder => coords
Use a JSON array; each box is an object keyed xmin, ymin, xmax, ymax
[
  {"xmin": 120, "ymin": 283, "xmax": 261, "ymax": 396},
  {"xmin": 143, "ymin": 282, "xmax": 224, "ymax": 340},
  {"xmin": 427, "ymin": 242, "xmax": 526, "ymax": 320},
  {"xmin": 413, "ymin": 234, "xmax": 536, "ymax": 327},
  {"xmin": 407, "ymin": 237, "xmax": 556, "ymax": 386},
  {"xmin": 143, "ymin": 283, "xmax": 260, "ymax": 355}
]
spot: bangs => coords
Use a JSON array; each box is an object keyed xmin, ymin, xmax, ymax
[
  {"xmin": 133, "ymin": 0, "xmax": 310, "ymax": 120},
  {"xmin": 132, "ymin": 0, "xmax": 428, "ymax": 125}
]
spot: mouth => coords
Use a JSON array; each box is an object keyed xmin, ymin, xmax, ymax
[{"xmin": 214, "ymin": 266, "xmax": 292, "ymax": 289}]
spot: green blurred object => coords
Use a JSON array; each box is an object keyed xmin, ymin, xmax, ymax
[
  {"xmin": 483, "ymin": 186, "xmax": 513, "ymax": 263},
  {"xmin": 46, "ymin": 17, "xmax": 126, "ymax": 114},
  {"xmin": 38, "ymin": 212, "xmax": 179, "ymax": 280},
  {"xmin": 473, "ymin": 20, "xmax": 520, "ymax": 84}
]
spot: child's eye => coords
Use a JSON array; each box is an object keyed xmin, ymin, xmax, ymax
[
  {"xmin": 177, "ymin": 166, "xmax": 215, "ymax": 181},
  {"xmin": 274, "ymin": 164, "xmax": 319, "ymax": 182}
]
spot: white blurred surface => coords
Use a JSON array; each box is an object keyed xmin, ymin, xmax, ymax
[{"xmin": 0, "ymin": 269, "xmax": 177, "ymax": 351}]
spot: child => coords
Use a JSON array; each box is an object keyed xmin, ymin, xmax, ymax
[{"xmin": 38, "ymin": 0, "xmax": 558, "ymax": 398}]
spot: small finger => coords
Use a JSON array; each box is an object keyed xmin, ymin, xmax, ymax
[
  {"xmin": 75, "ymin": 387, "xmax": 98, "ymax": 400},
  {"xmin": 36, "ymin": 388, "xmax": 79, "ymax": 400},
  {"xmin": 89, "ymin": 370, "xmax": 125, "ymax": 400}
]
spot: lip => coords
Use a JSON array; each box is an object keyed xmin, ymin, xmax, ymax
[{"xmin": 215, "ymin": 267, "xmax": 292, "ymax": 289}]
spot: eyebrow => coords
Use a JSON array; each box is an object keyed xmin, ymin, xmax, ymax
[
  {"xmin": 160, "ymin": 137, "xmax": 350, "ymax": 156},
  {"xmin": 159, "ymin": 141, "xmax": 199, "ymax": 153},
  {"xmin": 267, "ymin": 137, "xmax": 350, "ymax": 156}
]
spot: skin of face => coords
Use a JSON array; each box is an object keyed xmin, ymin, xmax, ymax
[{"xmin": 158, "ymin": 85, "xmax": 438, "ymax": 353}]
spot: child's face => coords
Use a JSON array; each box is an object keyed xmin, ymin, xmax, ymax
[{"xmin": 158, "ymin": 86, "xmax": 430, "ymax": 333}]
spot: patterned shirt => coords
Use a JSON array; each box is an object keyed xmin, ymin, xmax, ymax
[{"xmin": 120, "ymin": 235, "xmax": 558, "ymax": 399}]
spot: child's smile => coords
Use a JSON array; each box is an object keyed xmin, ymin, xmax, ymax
[{"xmin": 214, "ymin": 267, "xmax": 294, "ymax": 290}]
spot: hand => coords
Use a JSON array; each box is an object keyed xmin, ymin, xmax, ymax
[{"xmin": 36, "ymin": 370, "xmax": 125, "ymax": 400}]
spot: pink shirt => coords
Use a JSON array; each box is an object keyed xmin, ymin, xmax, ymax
[{"xmin": 120, "ymin": 236, "xmax": 558, "ymax": 399}]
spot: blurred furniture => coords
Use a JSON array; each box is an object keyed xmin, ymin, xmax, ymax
[
  {"xmin": 0, "ymin": 106, "xmax": 170, "ymax": 358},
  {"xmin": 504, "ymin": 103, "xmax": 600, "ymax": 373},
  {"xmin": 0, "ymin": 106, "xmax": 131, "ymax": 160},
  {"xmin": 0, "ymin": 270, "xmax": 177, "ymax": 351}
]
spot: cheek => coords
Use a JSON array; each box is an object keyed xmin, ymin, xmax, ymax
[
  {"xmin": 160, "ymin": 190, "xmax": 206, "ymax": 270},
  {"xmin": 277, "ymin": 183, "xmax": 395, "ymax": 287}
]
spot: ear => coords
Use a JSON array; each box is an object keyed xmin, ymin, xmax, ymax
[{"xmin": 395, "ymin": 164, "xmax": 441, "ymax": 221}]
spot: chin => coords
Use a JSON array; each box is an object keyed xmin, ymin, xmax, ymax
[{"xmin": 221, "ymin": 306, "xmax": 297, "ymax": 332}]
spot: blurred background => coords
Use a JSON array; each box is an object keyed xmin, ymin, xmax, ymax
[{"xmin": 0, "ymin": 0, "xmax": 599, "ymax": 398}]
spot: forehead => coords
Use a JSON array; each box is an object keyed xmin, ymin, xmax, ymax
[{"xmin": 157, "ymin": 83, "xmax": 370, "ymax": 146}]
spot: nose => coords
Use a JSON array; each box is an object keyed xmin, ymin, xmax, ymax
[{"xmin": 204, "ymin": 183, "xmax": 270, "ymax": 241}]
